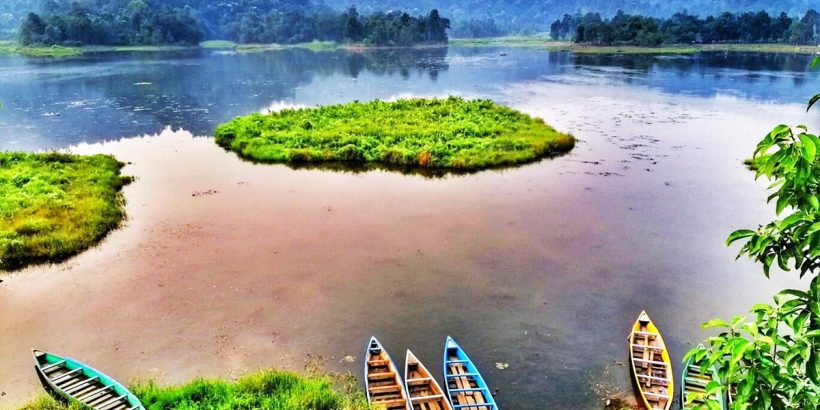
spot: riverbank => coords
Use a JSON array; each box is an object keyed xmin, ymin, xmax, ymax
[
  {"xmin": 19, "ymin": 369, "xmax": 367, "ymax": 410},
  {"xmin": 0, "ymin": 153, "xmax": 130, "ymax": 271},
  {"xmin": 452, "ymin": 37, "xmax": 820, "ymax": 54},
  {"xmin": 214, "ymin": 97, "xmax": 575, "ymax": 170},
  {"xmin": 0, "ymin": 42, "xmax": 82, "ymax": 57}
]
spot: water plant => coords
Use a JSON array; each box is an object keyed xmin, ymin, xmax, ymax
[
  {"xmin": 0, "ymin": 152, "xmax": 131, "ymax": 271},
  {"xmin": 214, "ymin": 97, "xmax": 574, "ymax": 171}
]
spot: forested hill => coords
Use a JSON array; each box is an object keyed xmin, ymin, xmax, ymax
[
  {"xmin": 15, "ymin": 0, "xmax": 450, "ymax": 46},
  {"xmin": 323, "ymin": 0, "xmax": 820, "ymax": 33}
]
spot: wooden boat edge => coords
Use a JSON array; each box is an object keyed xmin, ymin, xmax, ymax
[
  {"xmin": 32, "ymin": 349, "xmax": 144, "ymax": 410},
  {"xmin": 628, "ymin": 312, "xmax": 673, "ymax": 410}
]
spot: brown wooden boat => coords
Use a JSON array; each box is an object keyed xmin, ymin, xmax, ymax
[
  {"xmin": 404, "ymin": 350, "xmax": 454, "ymax": 410},
  {"xmin": 365, "ymin": 337, "xmax": 410, "ymax": 410}
]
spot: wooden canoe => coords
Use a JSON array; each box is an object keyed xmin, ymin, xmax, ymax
[
  {"xmin": 33, "ymin": 350, "xmax": 143, "ymax": 410},
  {"xmin": 680, "ymin": 344, "xmax": 727, "ymax": 410},
  {"xmin": 365, "ymin": 337, "xmax": 411, "ymax": 410},
  {"xmin": 405, "ymin": 350, "xmax": 454, "ymax": 410},
  {"xmin": 442, "ymin": 337, "xmax": 497, "ymax": 410},
  {"xmin": 628, "ymin": 311, "xmax": 673, "ymax": 410}
]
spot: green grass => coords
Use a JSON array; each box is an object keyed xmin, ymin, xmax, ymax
[
  {"xmin": 0, "ymin": 152, "xmax": 131, "ymax": 271},
  {"xmin": 0, "ymin": 41, "xmax": 83, "ymax": 57},
  {"xmin": 19, "ymin": 370, "xmax": 368, "ymax": 410},
  {"xmin": 83, "ymin": 45, "xmax": 194, "ymax": 53},
  {"xmin": 200, "ymin": 40, "xmax": 238, "ymax": 49},
  {"xmin": 546, "ymin": 44, "xmax": 700, "ymax": 54},
  {"xmin": 214, "ymin": 97, "xmax": 575, "ymax": 171},
  {"xmin": 234, "ymin": 41, "xmax": 339, "ymax": 53},
  {"xmin": 236, "ymin": 43, "xmax": 287, "ymax": 53},
  {"xmin": 450, "ymin": 36, "xmax": 554, "ymax": 47}
]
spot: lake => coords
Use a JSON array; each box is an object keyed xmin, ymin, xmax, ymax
[{"xmin": 0, "ymin": 46, "xmax": 818, "ymax": 409}]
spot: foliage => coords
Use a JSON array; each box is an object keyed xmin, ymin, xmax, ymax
[
  {"xmin": 18, "ymin": 1, "xmax": 449, "ymax": 47},
  {"xmin": 684, "ymin": 56, "xmax": 820, "ymax": 409},
  {"xmin": 19, "ymin": 1, "xmax": 204, "ymax": 46},
  {"xmin": 320, "ymin": 0, "xmax": 820, "ymax": 35},
  {"xmin": 0, "ymin": 152, "xmax": 131, "ymax": 271},
  {"xmin": 220, "ymin": 7, "xmax": 448, "ymax": 46},
  {"xmin": 551, "ymin": 9, "xmax": 819, "ymax": 46},
  {"xmin": 214, "ymin": 97, "xmax": 574, "ymax": 171},
  {"xmin": 18, "ymin": 370, "xmax": 368, "ymax": 410}
]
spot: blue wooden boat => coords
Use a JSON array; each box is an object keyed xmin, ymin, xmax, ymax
[
  {"xmin": 442, "ymin": 337, "xmax": 497, "ymax": 410},
  {"xmin": 680, "ymin": 344, "xmax": 727, "ymax": 410},
  {"xmin": 364, "ymin": 337, "xmax": 410, "ymax": 410},
  {"xmin": 33, "ymin": 350, "xmax": 144, "ymax": 410}
]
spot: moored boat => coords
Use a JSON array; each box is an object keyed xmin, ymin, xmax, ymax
[
  {"xmin": 32, "ymin": 350, "xmax": 144, "ymax": 410},
  {"xmin": 405, "ymin": 350, "xmax": 454, "ymax": 410},
  {"xmin": 681, "ymin": 344, "xmax": 727, "ymax": 410},
  {"xmin": 628, "ymin": 311, "xmax": 673, "ymax": 410},
  {"xmin": 442, "ymin": 336, "xmax": 497, "ymax": 409},
  {"xmin": 365, "ymin": 337, "xmax": 411, "ymax": 410}
]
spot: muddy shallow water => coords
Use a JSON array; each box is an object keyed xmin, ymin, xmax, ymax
[{"xmin": 1, "ymin": 47, "xmax": 819, "ymax": 409}]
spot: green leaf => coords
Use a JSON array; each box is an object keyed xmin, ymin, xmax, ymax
[
  {"xmin": 809, "ymin": 93, "xmax": 820, "ymax": 112},
  {"xmin": 800, "ymin": 133, "xmax": 817, "ymax": 161},
  {"xmin": 702, "ymin": 318, "xmax": 730, "ymax": 329},
  {"xmin": 727, "ymin": 229, "xmax": 756, "ymax": 246}
]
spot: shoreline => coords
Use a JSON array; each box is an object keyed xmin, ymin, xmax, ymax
[{"xmin": 2, "ymin": 38, "xmax": 817, "ymax": 58}]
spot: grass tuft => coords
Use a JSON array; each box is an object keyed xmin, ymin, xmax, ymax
[
  {"xmin": 0, "ymin": 152, "xmax": 131, "ymax": 271},
  {"xmin": 19, "ymin": 370, "xmax": 368, "ymax": 410},
  {"xmin": 215, "ymin": 97, "xmax": 575, "ymax": 171}
]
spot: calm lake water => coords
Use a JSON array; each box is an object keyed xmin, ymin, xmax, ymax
[{"xmin": 0, "ymin": 47, "xmax": 819, "ymax": 409}]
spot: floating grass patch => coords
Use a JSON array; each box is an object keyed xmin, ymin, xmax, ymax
[
  {"xmin": 19, "ymin": 370, "xmax": 367, "ymax": 410},
  {"xmin": 0, "ymin": 152, "xmax": 131, "ymax": 271},
  {"xmin": 215, "ymin": 97, "xmax": 575, "ymax": 171}
]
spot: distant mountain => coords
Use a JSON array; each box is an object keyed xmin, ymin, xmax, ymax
[{"xmin": 321, "ymin": 0, "xmax": 819, "ymax": 32}]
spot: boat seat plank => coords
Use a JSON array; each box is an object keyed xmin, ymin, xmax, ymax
[
  {"xmin": 77, "ymin": 385, "xmax": 113, "ymax": 402},
  {"xmin": 41, "ymin": 360, "xmax": 67, "ymax": 373},
  {"xmin": 51, "ymin": 368, "xmax": 83, "ymax": 383}
]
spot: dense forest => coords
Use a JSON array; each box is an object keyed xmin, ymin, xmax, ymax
[
  {"xmin": 322, "ymin": 0, "xmax": 820, "ymax": 34},
  {"xmin": 16, "ymin": 0, "xmax": 449, "ymax": 46},
  {"xmin": 551, "ymin": 9, "xmax": 820, "ymax": 46}
]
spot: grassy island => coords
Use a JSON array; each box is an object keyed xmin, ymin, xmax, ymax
[
  {"xmin": 0, "ymin": 152, "xmax": 131, "ymax": 271},
  {"xmin": 215, "ymin": 97, "xmax": 575, "ymax": 171},
  {"xmin": 19, "ymin": 370, "xmax": 367, "ymax": 410}
]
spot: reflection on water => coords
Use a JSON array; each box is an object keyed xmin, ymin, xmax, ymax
[
  {"xmin": 0, "ymin": 46, "xmax": 819, "ymax": 409},
  {"xmin": 0, "ymin": 47, "xmax": 817, "ymax": 151}
]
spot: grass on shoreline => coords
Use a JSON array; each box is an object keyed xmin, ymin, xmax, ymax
[
  {"xmin": 19, "ymin": 370, "xmax": 368, "ymax": 410},
  {"xmin": 0, "ymin": 41, "xmax": 83, "ymax": 57},
  {"xmin": 214, "ymin": 97, "xmax": 575, "ymax": 171},
  {"xmin": 0, "ymin": 152, "xmax": 131, "ymax": 271},
  {"xmin": 452, "ymin": 37, "xmax": 820, "ymax": 54}
]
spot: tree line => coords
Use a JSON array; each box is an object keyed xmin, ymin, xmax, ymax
[
  {"xmin": 551, "ymin": 9, "xmax": 820, "ymax": 46},
  {"xmin": 17, "ymin": 0, "xmax": 449, "ymax": 47}
]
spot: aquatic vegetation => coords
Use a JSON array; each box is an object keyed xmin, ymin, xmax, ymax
[
  {"xmin": 215, "ymin": 97, "xmax": 574, "ymax": 170},
  {"xmin": 0, "ymin": 152, "xmax": 131, "ymax": 271},
  {"xmin": 0, "ymin": 42, "xmax": 82, "ymax": 57},
  {"xmin": 18, "ymin": 370, "xmax": 367, "ymax": 410}
]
